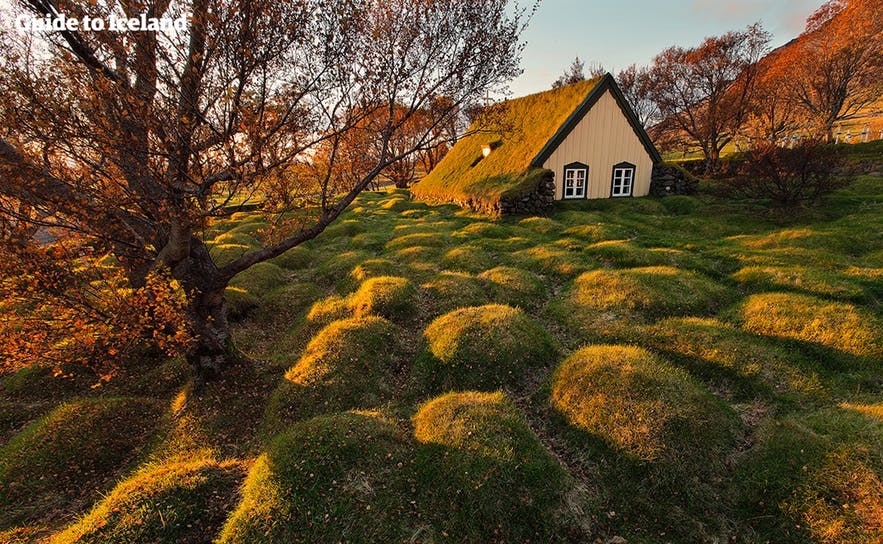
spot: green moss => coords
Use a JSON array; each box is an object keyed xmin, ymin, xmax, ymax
[
  {"xmin": 477, "ymin": 266, "xmax": 546, "ymax": 309},
  {"xmin": 262, "ymin": 282, "xmax": 323, "ymax": 317},
  {"xmin": 263, "ymin": 317, "xmax": 401, "ymax": 433},
  {"xmin": 511, "ymin": 245, "xmax": 593, "ymax": 278},
  {"xmin": 310, "ymin": 250, "xmax": 371, "ymax": 286},
  {"xmin": 50, "ymin": 459, "xmax": 243, "ymax": 544},
  {"xmin": 418, "ymin": 304, "xmax": 556, "ymax": 391},
  {"xmin": 211, "ymin": 231, "xmax": 258, "ymax": 247},
  {"xmin": 0, "ymin": 398, "xmax": 163, "ymax": 527},
  {"xmin": 209, "ymin": 244, "xmax": 253, "ymax": 268},
  {"xmin": 220, "ymin": 412, "xmax": 421, "ymax": 544},
  {"xmin": 385, "ymin": 232, "xmax": 445, "ymax": 251},
  {"xmin": 305, "ymin": 294, "xmax": 351, "ymax": 325},
  {"xmin": 224, "ymin": 287, "xmax": 260, "ymax": 320},
  {"xmin": 550, "ymin": 345, "xmax": 738, "ymax": 464}
]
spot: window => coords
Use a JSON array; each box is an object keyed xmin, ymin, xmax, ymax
[
  {"xmin": 563, "ymin": 162, "xmax": 588, "ymax": 199},
  {"xmin": 610, "ymin": 162, "xmax": 635, "ymax": 197}
]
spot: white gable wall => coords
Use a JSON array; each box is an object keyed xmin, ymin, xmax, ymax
[{"xmin": 541, "ymin": 89, "xmax": 654, "ymax": 200}]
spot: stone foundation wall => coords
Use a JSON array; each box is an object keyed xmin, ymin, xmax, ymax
[
  {"xmin": 649, "ymin": 164, "xmax": 698, "ymax": 196},
  {"xmin": 499, "ymin": 171, "xmax": 556, "ymax": 215}
]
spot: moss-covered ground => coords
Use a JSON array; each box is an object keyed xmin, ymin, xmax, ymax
[{"xmin": 2, "ymin": 178, "xmax": 881, "ymax": 543}]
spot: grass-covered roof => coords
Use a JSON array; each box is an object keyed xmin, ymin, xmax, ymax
[{"xmin": 411, "ymin": 77, "xmax": 604, "ymax": 205}]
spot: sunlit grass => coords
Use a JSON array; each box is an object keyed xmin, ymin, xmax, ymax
[{"xmin": 418, "ymin": 304, "xmax": 556, "ymax": 391}]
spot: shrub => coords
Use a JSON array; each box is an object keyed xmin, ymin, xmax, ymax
[
  {"xmin": 733, "ymin": 140, "xmax": 850, "ymax": 206},
  {"xmin": 549, "ymin": 345, "xmax": 737, "ymax": 464},
  {"xmin": 0, "ymin": 398, "xmax": 163, "ymax": 527},
  {"xmin": 418, "ymin": 304, "xmax": 556, "ymax": 391},
  {"xmin": 50, "ymin": 459, "xmax": 243, "ymax": 544}
]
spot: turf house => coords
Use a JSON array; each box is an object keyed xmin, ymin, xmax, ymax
[{"xmin": 412, "ymin": 73, "xmax": 662, "ymax": 214}]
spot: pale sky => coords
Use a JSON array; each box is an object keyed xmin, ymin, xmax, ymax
[{"xmin": 508, "ymin": 0, "xmax": 822, "ymax": 96}]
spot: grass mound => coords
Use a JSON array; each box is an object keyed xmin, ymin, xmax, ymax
[
  {"xmin": 421, "ymin": 272, "xmax": 489, "ymax": 314},
  {"xmin": 209, "ymin": 243, "xmax": 253, "ymax": 268},
  {"xmin": 385, "ymin": 232, "xmax": 445, "ymax": 251},
  {"xmin": 219, "ymin": 411, "xmax": 419, "ymax": 544},
  {"xmin": 570, "ymin": 266, "xmax": 734, "ymax": 320},
  {"xmin": 268, "ymin": 246, "xmax": 314, "ymax": 270},
  {"xmin": 550, "ymin": 345, "xmax": 737, "ymax": 463},
  {"xmin": 349, "ymin": 276, "xmax": 418, "ymax": 321},
  {"xmin": 228, "ymin": 262, "xmax": 286, "ymax": 297},
  {"xmin": 736, "ymin": 292, "xmax": 883, "ymax": 361},
  {"xmin": 0, "ymin": 397, "xmax": 163, "ymax": 527},
  {"xmin": 263, "ymin": 317, "xmax": 401, "ymax": 433},
  {"xmin": 412, "ymin": 391, "xmax": 574, "ymax": 542},
  {"xmin": 512, "ymin": 245, "xmax": 592, "ymax": 278},
  {"xmin": 643, "ymin": 317, "xmax": 825, "ymax": 402},
  {"xmin": 225, "ymin": 405, "xmax": 576, "ymax": 544},
  {"xmin": 50, "ymin": 459, "xmax": 243, "ymax": 544},
  {"xmin": 477, "ymin": 266, "xmax": 546, "ymax": 309},
  {"xmin": 418, "ymin": 304, "xmax": 556, "ymax": 391},
  {"xmin": 732, "ymin": 265, "xmax": 865, "ymax": 301},
  {"xmin": 441, "ymin": 245, "xmax": 496, "ymax": 272},
  {"xmin": 735, "ymin": 407, "xmax": 883, "ymax": 543}
]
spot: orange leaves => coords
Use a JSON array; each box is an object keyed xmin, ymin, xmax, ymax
[{"xmin": 0, "ymin": 242, "xmax": 193, "ymax": 383}]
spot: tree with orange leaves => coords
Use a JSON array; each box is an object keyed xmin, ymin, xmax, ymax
[
  {"xmin": 0, "ymin": 0, "xmax": 531, "ymax": 386},
  {"xmin": 778, "ymin": 0, "xmax": 883, "ymax": 141}
]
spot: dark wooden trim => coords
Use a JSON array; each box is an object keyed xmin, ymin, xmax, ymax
[
  {"xmin": 530, "ymin": 73, "xmax": 662, "ymax": 167},
  {"xmin": 562, "ymin": 161, "xmax": 589, "ymax": 200},
  {"xmin": 610, "ymin": 162, "xmax": 636, "ymax": 198}
]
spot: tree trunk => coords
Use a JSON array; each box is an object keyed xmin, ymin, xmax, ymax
[
  {"xmin": 176, "ymin": 236, "xmax": 238, "ymax": 387},
  {"xmin": 186, "ymin": 284, "xmax": 234, "ymax": 388}
]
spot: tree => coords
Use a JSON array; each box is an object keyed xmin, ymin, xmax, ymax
[
  {"xmin": 649, "ymin": 23, "xmax": 770, "ymax": 173},
  {"xmin": 0, "ymin": 0, "xmax": 531, "ymax": 385},
  {"xmin": 616, "ymin": 64, "xmax": 658, "ymax": 129},
  {"xmin": 551, "ymin": 56, "xmax": 604, "ymax": 88},
  {"xmin": 778, "ymin": 0, "xmax": 883, "ymax": 141},
  {"xmin": 744, "ymin": 44, "xmax": 803, "ymax": 144}
]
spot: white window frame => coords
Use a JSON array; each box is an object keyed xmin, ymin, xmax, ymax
[
  {"xmin": 562, "ymin": 163, "xmax": 588, "ymax": 199},
  {"xmin": 611, "ymin": 163, "xmax": 635, "ymax": 197}
]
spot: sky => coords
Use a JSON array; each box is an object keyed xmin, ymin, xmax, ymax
[{"xmin": 508, "ymin": 0, "xmax": 822, "ymax": 96}]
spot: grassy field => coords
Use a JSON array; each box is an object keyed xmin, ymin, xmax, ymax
[{"xmin": 1, "ymin": 176, "xmax": 882, "ymax": 543}]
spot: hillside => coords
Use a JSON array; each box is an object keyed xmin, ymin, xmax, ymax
[{"xmin": 2, "ymin": 177, "xmax": 883, "ymax": 543}]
